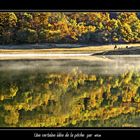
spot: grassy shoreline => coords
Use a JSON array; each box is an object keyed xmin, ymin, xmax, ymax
[
  {"xmin": 0, "ymin": 43, "xmax": 140, "ymax": 53},
  {"xmin": 0, "ymin": 43, "xmax": 140, "ymax": 60}
]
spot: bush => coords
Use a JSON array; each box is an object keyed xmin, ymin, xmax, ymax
[{"xmin": 16, "ymin": 28, "xmax": 38, "ymax": 43}]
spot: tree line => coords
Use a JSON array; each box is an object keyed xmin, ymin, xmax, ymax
[{"xmin": 0, "ymin": 12, "xmax": 140, "ymax": 45}]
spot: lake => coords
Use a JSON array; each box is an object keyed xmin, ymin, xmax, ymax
[{"xmin": 0, "ymin": 56, "xmax": 140, "ymax": 127}]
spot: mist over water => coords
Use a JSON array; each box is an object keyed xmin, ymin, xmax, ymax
[
  {"xmin": 0, "ymin": 55, "xmax": 140, "ymax": 75},
  {"xmin": 1, "ymin": 56, "xmax": 140, "ymax": 127}
]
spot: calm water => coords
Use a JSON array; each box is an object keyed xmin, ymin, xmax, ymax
[{"xmin": 1, "ymin": 56, "xmax": 140, "ymax": 127}]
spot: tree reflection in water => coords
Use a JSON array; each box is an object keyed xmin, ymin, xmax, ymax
[{"xmin": 0, "ymin": 64, "xmax": 140, "ymax": 127}]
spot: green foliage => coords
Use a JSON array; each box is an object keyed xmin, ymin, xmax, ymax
[{"xmin": 16, "ymin": 28, "xmax": 38, "ymax": 43}]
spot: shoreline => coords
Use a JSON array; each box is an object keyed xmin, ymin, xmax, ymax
[
  {"xmin": 0, "ymin": 43, "xmax": 140, "ymax": 60},
  {"xmin": 93, "ymin": 46, "xmax": 140, "ymax": 55},
  {"xmin": 0, "ymin": 43, "xmax": 140, "ymax": 50},
  {"xmin": 0, "ymin": 55, "xmax": 113, "ymax": 62}
]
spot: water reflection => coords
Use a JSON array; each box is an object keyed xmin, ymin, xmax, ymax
[{"xmin": 0, "ymin": 59, "xmax": 140, "ymax": 127}]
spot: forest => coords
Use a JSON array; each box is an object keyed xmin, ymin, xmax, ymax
[
  {"xmin": 0, "ymin": 12, "xmax": 140, "ymax": 45},
  {"xmin": 1, "ymin": 68, "xmax": 140, "ymax": 127}
]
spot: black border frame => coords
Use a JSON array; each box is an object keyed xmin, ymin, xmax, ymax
[
  {"xmin": 0, "ymin": 9, "xmax": 140, "ymax": 139},
  {"xmin": 0, "ymin": 0, "xmax": 139, "ymax": 10}
]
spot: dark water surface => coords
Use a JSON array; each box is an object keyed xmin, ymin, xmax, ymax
[{"xmin": 1, "ymin": 57, "xmax": 140, "ymax": 127}]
